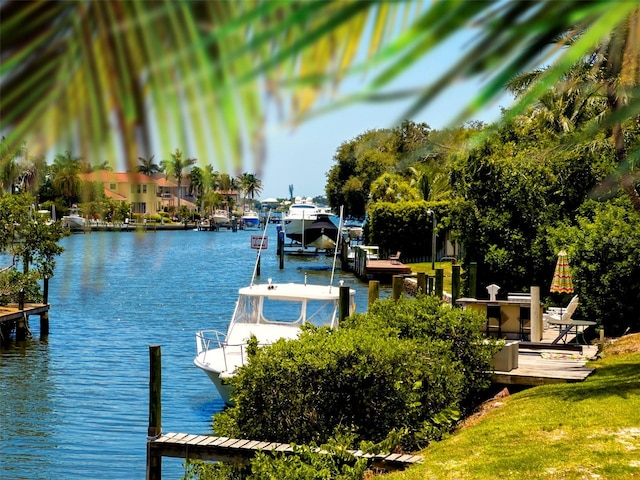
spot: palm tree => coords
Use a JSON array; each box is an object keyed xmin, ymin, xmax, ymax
[
  {"xmin": 238, "ymin": 172, "xmax": 263, "ymax": 209},
  {"xmin": 50, "ymin": 151, "xmax": 82, "ymax": 206},
  {"xmin": 0, "ymin": 137, "xmax": 23, "ymax": 193},
  {"xmin": 2, "ymin": 1, "xmax": 637, "ymax": 206},
  {"xmin": 161, "ymin": 149, "xmax": 196, "ymax": 215},
  {"xmin": 137, "ymin": 155, "xmax": 160, "ymax": 176}
]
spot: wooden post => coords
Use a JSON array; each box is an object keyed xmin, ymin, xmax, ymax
[
  {"xmin": 416, "ymin": 272, "xmax": 426, "ymax": 294},
  {"xmin": 40, "ymin": 312, "xmax": 49, "ymax": 337},
  {"xmin": 468, "ymin": 262, "xmax": 477, "ymax": 298},
  {"xmin": 368, "ymin": 280, "xmax": 379, "ymax": 309},
  {"xmin": 451, "ymin": 265, "xmax": 461, "ymax": 304},
  {"xmin": 530, "ymin": 286, "xmax": 542, "ymax": 342},
  {"xmin": 43, "ymin": 276, "xmax": 49, "ymax": 304},
  {"xmin": 435, "ymin": 269, "xmax": 444, "ymax": 300},
  {"xmin": 392, "ymin": 275, "xmax": 403, "ymax": 300},
  {"xmin": 278, "ymin": 230, "xmax": 284, "ymax": 269},
  {"xmin": 428, "ymin": 275, "xmax": 434, "ymax": 295},
  {"xmin": 256, "ymin": 253, "xmax": 261, "ymax": 276},
  {"xmin": 339, "ymin": 285, "xmax": 350, "ymax": 323},
  {"xmin": 147, "ymin": 345, "xmax": 162, "ymax": 480}
]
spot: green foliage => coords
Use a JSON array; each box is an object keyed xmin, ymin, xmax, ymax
[
  {"xmin": 448, "ymin": 115, "xmax": 619, "ymax": 293},
  {"xmin": 367, "ymin": 200, "xmax": 447, "ymax": 259},
  {"xmin": 214, "ymin": 295, "xmax": 498, "ymax": 453},
  {"xmin": 326, "ymin": 122, "xmax": 432, "ymax": 218},
  {"xmin": 0, "ymin": 192, "xmax": 67, "ymax": 303},
  {"xmin": 548, "ymin": 198, "xmax": 640, "ymax": 335}
]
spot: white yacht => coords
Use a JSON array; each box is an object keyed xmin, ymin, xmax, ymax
[
  {"xmin": 283, "ymin": 197, "xmax": 338, "ymax": 244},
  {"xmin": 194, "ymin": 278, "xmax": 355, "ymax": 405},
  {"xmin": 211, "ymin": 209, "xmax": 230, "ymax": 227},
  {"xmin": 61, "ymin": 205, "xmax": 86, "ymax": 231}
]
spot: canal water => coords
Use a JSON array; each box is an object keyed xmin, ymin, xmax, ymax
[{"xmin": 0, "ymin": 225, "xmax": 386, "ymax": 479}]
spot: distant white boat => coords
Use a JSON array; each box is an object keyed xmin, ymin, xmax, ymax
[
  {"xmin": 62, "ymin": 205, "xmax": 86, "ymax": 231},
  {"xmin": 283, "ymin": 197, "xmax": 338, "ymax": 244},
  {"xmin": 211, "ymin": 209, "xmax": 230, "ymax": 227},
  {"xmin": 241, "ymin": 210, "xmax": 260, "ymax": 229}
]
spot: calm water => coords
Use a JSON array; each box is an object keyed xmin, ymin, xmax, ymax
[{"xmin": 0, "ymin": 225, "xmax": 383, "ymax": 479}]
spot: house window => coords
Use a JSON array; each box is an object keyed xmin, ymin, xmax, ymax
[
  {"xmin": 143, "ymin": 185, "xmax": 147, "ymax": 194},
  {"xmin": 110, "ymin": 183, "xmax": 116, "ymax": 190}
]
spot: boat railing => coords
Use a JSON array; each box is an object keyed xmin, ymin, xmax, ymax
[{"xmin": 196, "ymin": 329, "xmax": 269, "ymax": 373}]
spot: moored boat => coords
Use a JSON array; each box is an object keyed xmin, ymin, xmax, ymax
[
  {"xmin": 303, "ymin": 214, "xmax": 339, "ymax": 250},
  {"xmin": 61, "ymin": 205, "xmax": 86, "ymax": 232},
  {"xmin": 211, "ymin": 209, "xmax": 230, "ymax": 227},
  {"xmin": 241, "ymin": 210, "xmax": 260, "ymax": 229},
  {"xmin": 194, "ymin": 278, "xmax": 355, "ymax": 405},
  {"xmin": 283, "ymin": 197, "xmax": 338, "ymax": 243}
]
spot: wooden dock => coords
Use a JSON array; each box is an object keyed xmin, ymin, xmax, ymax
[
  {"xmin": 0, "ymin": 303, "xmax": 50, "ymax": 342},
  {"xmin": 492, "ymin": 341, "xmax": 596, "ymax": 386},
  {"xmin": 364, "ymin": 259, "xmax": 412, "ymax": 276},
  {"xmin": 148, "ymin": 432, "xmax": 423, "ymax": 472}
]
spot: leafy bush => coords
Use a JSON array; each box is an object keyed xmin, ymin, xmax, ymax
[
  {"xmin": 548, "ymin": 198, "xmax": 640, "ymax": 335},
  {"xmin": 213, "ymin": 295, "xmax": 499, "ymax": 452}
]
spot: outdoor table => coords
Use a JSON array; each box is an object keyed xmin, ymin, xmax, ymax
[{"xmin": 547, "ymin": 317, "xmax": 596, "ymax": 344}]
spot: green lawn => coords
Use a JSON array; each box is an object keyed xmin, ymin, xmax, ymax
[
  {"xmin": 386, "ymin": 334, "xmax": 640, "ymax": 480},
  {"xmin": 407, "ymin": 261, "xmax": 457, "ymax": 293}
]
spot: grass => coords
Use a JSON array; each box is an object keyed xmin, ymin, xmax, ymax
[
  {"xmin": 385, "ymin": 333, "xmax": 640, "ymax": 480},
  {"xmin": 407, "ymin": 261, "xmax": 457, "ymax": 293}
]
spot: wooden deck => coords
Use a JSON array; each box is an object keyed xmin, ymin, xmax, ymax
[
  {"xmin": 0, "ymin": 303, "xmax": 50, "ymax": 323},
  {"xmin": 364, "ymin": 259, "xmax": 412, "ymax": 277},
  {"xmin": 492, "ymin": 335, "xmax": 596, "ymax": 386},
  {"xmin": 148, "ymin": 432, "xmax": 422, "ymax": 473}
]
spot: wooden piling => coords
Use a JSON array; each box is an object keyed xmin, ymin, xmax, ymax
[
  {"xmin": 392, "ymin": 275, "xmax": 403, "ymax": 300},
  {"xmin": 416, "ymin": 272, "xmax": 426, "ymax": 294},
  {"xmin": 451, "ymin": 265, "xmax": 461, "ymax": 304},
  {"xmin": 428, "ymin": 275, "xmax": 434, "ymax": 295},
  {"xmin": 147, "ymin": 345, "xmax": 162, "ymax": 480},
  {"xmin": 468, "ymin": 262, "xmax": 477, "ymax": 298},
  {"xmin": 435, "ymin": 269, "xmax": 444, "ymax": 299},
  {"xmin": 368, "ymin": 280, "xmax": 379, "ymax": 309},
  {"xmin": 530, "ymin": 286, "xmax": 542, "ymax": 342},
  {"xmin": 339, "ymin": 286, "xmax": 350, "ymax": 323}
]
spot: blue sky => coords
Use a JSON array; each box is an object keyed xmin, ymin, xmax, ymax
[{"xmin": 255, "ymin": 31, "xmax": 514, "ymax": 201}]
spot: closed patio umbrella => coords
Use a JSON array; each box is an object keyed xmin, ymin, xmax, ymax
[{"xmin": 550, "ymin": 249, "xmax": 574, "ymax": 294}]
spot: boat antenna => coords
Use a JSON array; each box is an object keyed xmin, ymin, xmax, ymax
[
  {"xmin": 329, "ymin": 205, "xmax": 344, "ymax": 290},
  {"xmin": 250, "ymin": 210, "xmax": 271, "ymax": 287}
]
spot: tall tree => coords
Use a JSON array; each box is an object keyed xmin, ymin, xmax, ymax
[
  {"xmin": 137, "ymin": 155, "xmax": 160, "ymax": 176},
  {"xmin": 161, "ymin": 149, "xmax": 196, "ymax": 215},
  {"xmin": 50, "ymin": 151, "xmax": 82, "ymax": 206},
  {"xmin": 238, "ymin": 172, "xmax": 263, "ymax": 209}
]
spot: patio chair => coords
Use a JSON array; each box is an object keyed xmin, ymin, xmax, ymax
[
  {"xmin": 389, "ymin": 251, "xmax": 401, "ymax": 264},
  {"xmin": 545, "ymin": 295, "xmax": 580, "ymax": 343}
]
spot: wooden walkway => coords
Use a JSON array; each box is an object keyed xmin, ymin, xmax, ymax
[{"xmin": 148, "ymin": 432, "xmax": 422, "ymax": 476}]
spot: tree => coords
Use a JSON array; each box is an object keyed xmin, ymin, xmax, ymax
[
  {"xmin": 137, "ymin": 155, "xmax": 160, "ymax": 176},
  {"xmin": 5, "ymin": 2, "xmax": 636, "ymax": 190},
  {"xmin": 237, "ymin": 172, "xmax": 263, "ymax": 209},
  {"xmin": 161, "ymin": 148, "xmax": 196, "ymax": 216},
  {"xmin": 50, "ymin": 150, "xmax": 82, "ymax": 207},
  {"xmin": 369, "ymin": 173, "xmax": 419, "ymax": 203}
]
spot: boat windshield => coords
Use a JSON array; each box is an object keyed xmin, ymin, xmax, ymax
[{"xmin": 233, "ymin": 294, "xmax": 337, "ymax": 327}]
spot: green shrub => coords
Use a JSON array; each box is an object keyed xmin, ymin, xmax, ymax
[
  {"xmin": 549, "ymin": 198, "xmax": 640, "ymax": 335},
  {"xmin": 214, "ymin": 295, "xmax": 499, "ymax": 452}
]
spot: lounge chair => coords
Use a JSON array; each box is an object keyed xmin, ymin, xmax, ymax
[
  {"xmin": 389, "ymin": 251, "xmax": 401, "ymax": 264},
  {"xmin": 544, "ymin": 295, "xmax": 581, "ymax": 343}
]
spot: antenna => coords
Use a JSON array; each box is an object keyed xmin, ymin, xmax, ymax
[
  {"xmin": 250, "ymin": 211, "xmax": 271, "ymax": 287},
  {"xmin": 329, "ymin": 205, "xmax": 344, "ymax": 290}
]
